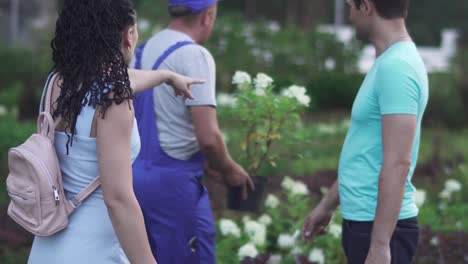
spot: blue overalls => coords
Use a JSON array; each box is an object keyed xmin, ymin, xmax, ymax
[{"xmin": 132, "ymin": 41, "xmax": 216, "ymax": 264}]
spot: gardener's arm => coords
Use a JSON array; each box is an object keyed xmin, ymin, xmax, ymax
[
  {"xmin": 192, "ymin": 106, "xmax": 254, "ymax": 198},
  {"xmin": 366, "ymin": 60, "xmax": 420, "ymax": 264},
  {"xmin": 186, "ymin": 48, "xmax": 254, "ymax": 196},
  {"xmin": 191, "ymin": 106, "xmax": 234, "ymax": 173}
]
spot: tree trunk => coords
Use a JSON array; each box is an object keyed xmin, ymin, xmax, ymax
[
  {"xmin": 298, "ymin": 0, "xmax": 324, "ymax": 30},
  {"xmin": 9, "ymin": 0, "xmax": 19, "ymax": 46},
  {"xmin": 244, "ymin": 0, "xmax": 256, "ymax": 20},
  {"xmin": 285, "ymin": 0, "xmax": 299, "ymax": 27}
]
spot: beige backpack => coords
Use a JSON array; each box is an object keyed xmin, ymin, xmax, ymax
[{"xmin": 6, "ymin": 73, "xmax": 100, "ymax": 236}]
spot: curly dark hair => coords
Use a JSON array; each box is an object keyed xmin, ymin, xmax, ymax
[{"xmin": 51, "ymin": 0, "xmax": 136, "ymax": 153}]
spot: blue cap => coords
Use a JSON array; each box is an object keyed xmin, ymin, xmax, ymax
[{"xmin": 168, "ymin": 0, "xmax": 218, "ymax": 14}]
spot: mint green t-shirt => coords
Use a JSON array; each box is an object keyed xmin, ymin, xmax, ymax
[{"xmin": 338, "ymin": 42, "xmax": 429, "ymax": 221}]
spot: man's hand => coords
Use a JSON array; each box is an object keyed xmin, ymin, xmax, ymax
[
  {"xmin": 204, "ymin": 160, "xmax": 224, "ymax": 184},
  {"xmin": 364, "ymin": 244, "xmax": 391, "ymax": 264},
  {"xmin": 302, "ymin": 205, "xmax": 334, "ymax": 242},
  {"xmin": 204, "ymin": 161, "xmax": 255, "ymax": 200}
]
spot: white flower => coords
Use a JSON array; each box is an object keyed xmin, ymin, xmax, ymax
[
  {"xmin": 445, "ymin": 179, "xmax": 462, "ymax": 193},
  {"xmin": 317, "ymin": 123, "xmax": 338, "ymax": 135},
  {"xmin": 253, "ymin": 73, "xmax": 274, "ymax": 90},
  {"xmin": 254, "ymin": 87, "xmax": 266, "ymax": 96},
  {"xmin": 325, "ymin": 58, "xmax": 336, "ymax": 70},
  {"xmin": 282, "ymin": 85, "xmax": 311, "ymax": 107},
  {"xmin": 281, "ymin": 176, "xmax": 295, "ymax": 191},
  {"xmin": 308, "ymin": 248, "xmax": 325, "ymax": 264},
  {"xmin": 258, "ymin": 214, "xmax": 272, "ymax": 226},
  {"xmin": 232, "ymin": 71, "xmax": 252, "ymax": 89},
  {"xmin": 290, "ymin": 182, "xmax": 309, "ymax": 196},
  {"xmin": 292, "ymin": 246, "xmax": 303, "ymax": 255},
  {"xmin": 0, "ymin": 105, "xmax": 7, "ymax": 116},
  {"xmin": 238, "ymin": 243, "xmax": 258, "ymax": 260},
  {"xmin": 277, "ymin": 234, "xmax": 296, "ymax": 249},
  {"xmin": 138, "ymin": 18, "xmax": 151, "ymax": 32},
  {"xmin": 244, "ymin": 220, "xmax": 266, "ymax": 246},
  {"xmin": 430, "ymin": 236, "xmax": 439, "ymax": 246},
  {"xmin": 242, "ymin": 215, "xmax": 252, "ymax": 223},
  {"xmin": 439, "ymin": 189, "xmax": 451, "ymax": 200},
  {"xmin": 268, "ymin": 255, "xmax": 282, "ymax": 264},
  {"xmin": 328, "ymin": 223, "xmax": 342, "ymax": 239},
  {"xmin": 265, "ymin": 194, "xmax": 279, "ymax": 209},
  {"xmin": 262, "ymin": 51, "xmax": 273, "ymax": 64},
  {"xmin": 217, "ymin": 93, "xmax": 237, "ymax": 107},
  {"xmin": 414, "ymin": 189, "xmax": 427, "ymax": 207},
  {"xmin": 282, "ymin": 177, "xmax": 309, "ymax": 196},
  {"xmin": 267, "ymin": 21, "xmax": 281, "ymax": 33},
  {"xmin": 219, "ymin": 219, "xmax": 241, "ymax": 238}
]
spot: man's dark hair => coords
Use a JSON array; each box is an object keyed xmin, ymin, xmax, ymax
[
  {"xmin": 169, "ymin": 6, "xmax": 193, "ymax": 17},
  {"xmin": 168, "ymin": 6, "xmax": 201, "ymax": 24},
  {"xmin": 353, "ymin": 0, "xmax": 409, "ymax": 19}
]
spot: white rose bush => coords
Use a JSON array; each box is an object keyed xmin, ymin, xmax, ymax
[
  {"xmin": 219, "ymin": 71, "xmax": 311, "ymax": 177},
  {"xmin": 216, "ymin": 176, "xmax": 347, "ymax": 264}
]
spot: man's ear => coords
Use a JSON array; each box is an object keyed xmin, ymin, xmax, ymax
[
  {"xmin": 201, "ymin": 7, "xmax": 215, "ymax": 26},
  {"xmin": 361, "ymin": 0, "xmax": 374, "ymax": 16}
]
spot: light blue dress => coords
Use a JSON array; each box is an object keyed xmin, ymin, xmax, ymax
[{"xmin": 28, "ymin": 87, "xmax": 141, "ymax": 264}]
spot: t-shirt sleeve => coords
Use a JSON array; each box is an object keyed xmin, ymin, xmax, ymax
[
  {"xmin": 376, "ymin": 60, "xmax": 421, "ymax": 115},
  {"xmin": 182, "ymin": 46, "xmax": 217, "ymax": 107}
]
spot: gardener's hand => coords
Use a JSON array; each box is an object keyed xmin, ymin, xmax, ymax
[
  {"xmin": 205, "ymin": 161, "xmax": 255, "ymax": 199},
  {"xmin": 302, "ymin": 204, "xmax": 333, "ymax": 242},
  {"xmin": 204, "ymin": 161, "xmax": 225, "ymax": 184},
  {"xmin": 225, "ymin": 162, "xmax": 255, "ymax": 199}
]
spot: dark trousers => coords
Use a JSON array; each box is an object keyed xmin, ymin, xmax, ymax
[{"xmin": 342, "ymin": 217, "xmax": 419, "ymax": 264}]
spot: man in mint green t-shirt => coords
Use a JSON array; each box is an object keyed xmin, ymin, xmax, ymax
[{"xmin": 302, "ymin": 0, "xmax": 428, "ymax": 264}]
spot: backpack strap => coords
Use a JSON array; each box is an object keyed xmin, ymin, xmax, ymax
[
  {"xmin": 37, "ymin": 73, "xmax": 59, "ymax": 142},
  {"xmin": 43, "ymin": 73, "xmax": 57, "ymax": 114},
  {"xmin": 40, "ymin": 73, "xmax": 101, "ymax": 209},
  {"xmin": 39, "ymin": 73, "xmax": 62, "ymax": 127},
  {"xmin": 69, "ymin": 177, "xmax": 101, "ymax": 209}
]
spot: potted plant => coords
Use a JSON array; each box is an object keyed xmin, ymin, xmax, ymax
[{"xmin": 219, "ymin": 71, "xmax": 311, "ymax": 212}]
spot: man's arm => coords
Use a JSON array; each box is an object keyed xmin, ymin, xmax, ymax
[
  {"xmin": 302, "ymin": 180, "xmax": 340, "ymax": 241},
  {"xmin": 191, "ymin": 106, "xmax": 254, "ymax": 197},
  {"xmin": 366, "ymin": 114, "xmax": 416, "ymax": 263},
  {"xmin": 191, "ymin": 106, "xmax": 233, "ymax": 173}
]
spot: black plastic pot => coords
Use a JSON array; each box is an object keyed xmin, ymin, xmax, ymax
[{"xmin": 227, "ymin": 176, "xmax": 267, "ymax": 213}]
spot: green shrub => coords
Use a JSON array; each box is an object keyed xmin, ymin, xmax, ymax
[
  {"xmin": 0, "ymin": 45, "xmax": 51, "ymax": 120},
  {"xmin": 423, "ymin": 72, "xmax": 467, "ymax": 128},
  {"xmin": 306, "ymin": 72, "xmax": 364, "ymax": 111}
]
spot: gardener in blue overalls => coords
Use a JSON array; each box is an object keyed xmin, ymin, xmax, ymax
[{"xmin": 131, "ymin": 0, "xmax": 254, "ymax": 263}]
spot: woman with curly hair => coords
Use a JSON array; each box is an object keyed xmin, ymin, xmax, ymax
[{"xmin": 27, "ymin": 0, "xmax": 201, "ymax": 263}]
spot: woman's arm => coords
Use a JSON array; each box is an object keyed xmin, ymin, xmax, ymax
[
  {"xmin": 128, "ymin": 69, "xmax": 204, "ymax": 99},
  {"xmin": 96, "ymin": 99, "xmax": 156, "ymax": 264}
]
